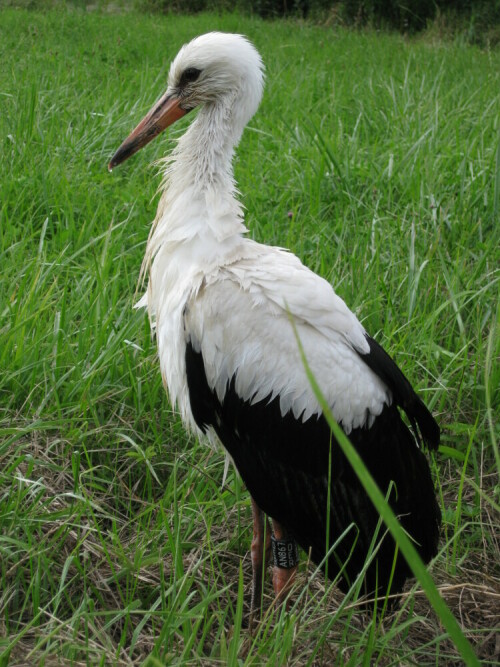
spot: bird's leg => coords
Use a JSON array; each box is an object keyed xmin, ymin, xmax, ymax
[
  {"xmin": 249, "ymin": 498, "xmax": 272, "ymax": 625},
  {"xmin": 271, "ymin": 520, "xmax": 299, "ymax": 606}
]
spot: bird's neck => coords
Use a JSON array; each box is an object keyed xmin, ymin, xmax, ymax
[
  {"xmin": 152, "ymin": 99, "xmax": 248, "ymax": 249},
  {"xmin": 140, "ymin": 98, "xmax": 250, "ymax": 312}
]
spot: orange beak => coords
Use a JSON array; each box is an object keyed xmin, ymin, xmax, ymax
[{"xmin": 108, "ymin": 92, "xmax": 188, "ymax": 170}]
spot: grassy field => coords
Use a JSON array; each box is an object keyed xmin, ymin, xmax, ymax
[{"xmin": 1, "ymin": 6, "xmax": 499, "ymax": 666}]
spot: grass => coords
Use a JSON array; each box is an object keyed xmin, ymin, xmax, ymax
[{"xmin": 1, "ymin": 5, "xmax": 499, "ymax": 665}]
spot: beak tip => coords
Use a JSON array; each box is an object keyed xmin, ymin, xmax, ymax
[{"xmin": 108, "ymin": 153, "xmax": 121, "ymax": 171}]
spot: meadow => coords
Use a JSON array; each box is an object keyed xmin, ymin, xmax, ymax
[{"xmin": 0, "ymin": 6, "xmax": 499, "ymax": 665}]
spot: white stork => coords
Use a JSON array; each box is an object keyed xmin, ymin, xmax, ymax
[{"xmin": 109, "ymin": 32, "xmax": 441, "ymax": 614}]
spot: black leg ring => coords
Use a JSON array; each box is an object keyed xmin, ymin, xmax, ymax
[{"xmin": 271, "ymin": 535, "xmax": 299, "ymax": 569}]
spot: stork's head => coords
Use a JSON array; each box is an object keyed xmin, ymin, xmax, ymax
[{"xmin": 108, "ymin": 32, "xmax": 264, "ymax": 170}]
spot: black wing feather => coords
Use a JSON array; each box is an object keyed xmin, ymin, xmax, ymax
[
  {"xmin": 185, "ymin": 340, "xmax": 441, "ymax": 597},
  {"xmin": 360, "ymin": 335, "xmax": 440, "ymax": 450}
]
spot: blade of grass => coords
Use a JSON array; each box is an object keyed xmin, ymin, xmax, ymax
[{"xmin": 292, "ymin": 319, "xmax": 481, "ymax": 667}]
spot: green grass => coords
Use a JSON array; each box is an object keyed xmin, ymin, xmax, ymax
[{"xmin": 1, "ymin": 6, "xmax": 499, "ymax": 665}]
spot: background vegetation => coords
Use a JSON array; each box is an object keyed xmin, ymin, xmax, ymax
[
  {"xmin": 136, "ymin": 0, "xmax": 500, "ymax": 46},
  {"xmin": 0, "ymin": 4, "xmax": 499, "ymax": 666},
  {"xmin": 2, "ymin": 0, "xmax": 500, "ymax": 46}
]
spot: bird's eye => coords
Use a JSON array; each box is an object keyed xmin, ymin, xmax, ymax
[{"xmin": 181, "ymin": 67, "xmax": 201, "ymax": 86}]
